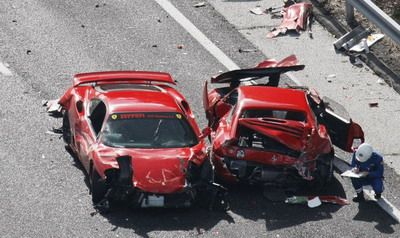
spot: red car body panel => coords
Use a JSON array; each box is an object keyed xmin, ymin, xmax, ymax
[
  {"xmin": 73, "ymin": 71, "xmax": 176, "ymax": 87},
  {"xmin": 55, "ymin": 71, "xmax": 208, "ymax": 196},
  {"xmin": 204, "ymin": 56, "xmax": 364, "ymax": 184}
]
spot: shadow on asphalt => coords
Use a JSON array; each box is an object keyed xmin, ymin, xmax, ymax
[
  {"xmin": 354, "ymin": 201, "xmax": 398, "ymax": 234},
  {"xmin": 95, "ymin": 177, "xmax": 347, "ymax": 237},
  {"xmin": 100, "ymin": 206, "xmax": 234, "ymax": 238},
  {"xmin": 226, "ymin": 177, "xmax": 347, "ymax": 231},
  {"xmin": 64, "ymin": 147, "xmax": 397, "ymax": 236}
]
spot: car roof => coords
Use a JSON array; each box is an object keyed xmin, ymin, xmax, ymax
[
  {"xmin": 237, "ymin": 86, "xmax": 309, "ymax": 112},
  {"xmin": 98, "ymin": 87, "xmax": 183, "ymax": 114}
]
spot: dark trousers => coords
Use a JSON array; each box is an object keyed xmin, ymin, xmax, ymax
[{"xmin": 351, "ymin": 177, "xmax": 383, "ymax": 194}]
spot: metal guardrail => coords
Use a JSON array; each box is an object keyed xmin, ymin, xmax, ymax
[{"xmin": 345, "ymin": 0, "xmax": 400, "ymax": 45}]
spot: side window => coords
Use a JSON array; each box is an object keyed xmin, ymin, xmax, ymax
[{"xmin": 88, "ymin": 99, "xmax": 106, "ymax": 136}]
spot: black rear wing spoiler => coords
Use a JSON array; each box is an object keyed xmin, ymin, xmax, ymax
[{"xmin": 211, "ymin": 65, "xmax": 305, "ymax": 84}]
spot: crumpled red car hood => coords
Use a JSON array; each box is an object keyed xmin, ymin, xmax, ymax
[
  {"xmin": 98, "ymin": 147, "xmax": 194, "ymax": 194},
  {"xmin": 238, "ymin": 117, "xmax": 309, "ymax": 151}
]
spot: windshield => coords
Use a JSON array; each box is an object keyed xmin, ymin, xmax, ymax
[{"xmin": 100, "ymin": 112, "xmax": 198, "ymax": 148}]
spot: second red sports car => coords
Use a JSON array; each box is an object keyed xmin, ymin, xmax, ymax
[{"xmin": 203, "ymin": 56, "xmax": 364, "ymax": 188}]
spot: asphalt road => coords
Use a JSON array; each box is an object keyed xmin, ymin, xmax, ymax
[{"xmin": 0, "ymin": 0, "xmax": 399, "ymax": 237}]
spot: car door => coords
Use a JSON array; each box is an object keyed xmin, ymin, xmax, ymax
[
  {"xmin": 318, "ymin": 97, "xmax": 364, "ymax": 152},
  {"xmin": 78, "ymin": 98, "xmax": 107, "ymax": 171}
]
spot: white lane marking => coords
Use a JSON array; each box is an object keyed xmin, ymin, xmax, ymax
[
  {"xmin": 155, "ymin": 0, "xmax": 400, "ymax": 220},
  {"xmin": 364, "ymin": 187, "xmax": 400, "ymax": 222},
  {"xmin": 0, "ymin": 62, "xmax": 12, "ymax": 76},
  {"xmin": 154, "ymin": 0, "xmax": 301, "ymax": 86},
  {"xmin": 286, "ymin": 72, "xmax": 302, "ymax": 86},
  {"xmin": 154, "ymin": 0, "xmax": 240, "ymax": 71}
]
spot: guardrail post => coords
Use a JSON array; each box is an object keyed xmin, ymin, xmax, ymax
[{"xmin": 346, "ymin": 1, "xmax": 356, "ymax": 27}]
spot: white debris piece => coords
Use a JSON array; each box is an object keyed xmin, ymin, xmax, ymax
[
  {"xmin": 249, "ymin": 7, "xmax": 264, "ymax": 15},
  {"xmin": 326, "ymin": 74, "xmax": 336, "ymax": 82},
  {"xmin": 350, "ymin": 34, "xmax": 384, "ymax": 53},
  {"xmin": 193, "ymin": 2, "xmax": 206, "ymax": 8}
]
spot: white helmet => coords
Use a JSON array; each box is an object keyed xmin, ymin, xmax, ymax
[{"xmin": 355, "ymin": 143, "xmax": 373, "ymax": 162}]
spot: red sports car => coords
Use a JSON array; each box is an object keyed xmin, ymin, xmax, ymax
[
  {"xmin": 46, "ymin": 71, "xmax": 228, "ymax": 211},
  {"xmin": 203, "ymin": 56, "xmax": 364, "ymax": 187}
]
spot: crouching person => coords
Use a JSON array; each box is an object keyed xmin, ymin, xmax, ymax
[{"xmin": 351, "ymin": 143, "xmax": 384, "ymax": 202}]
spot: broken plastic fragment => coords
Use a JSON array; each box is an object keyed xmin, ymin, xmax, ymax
[
  {"xmin": 249, "ymin": 7, "xmax": 264, "ymax": 15},
  {"xmin": 307, "ymin": 196, "xmax": 322, "ymax": 208},
  {"xmin": 285, "ymin": 196, "xmax": 308, "ymax": 204},
  {"xmin": 193, "ymin": 2, "xmax": 206, "ymax": 8},
  {"xmin": 369, "ymin": 102, "xmax": 379, "ymax": 107},
  {"xmin": 238, "ymin": 48, "xmax": 258, "ymax": 53},
  {"xmin": 377, "ymin": 78, "xmax": 385, "ymax": 85},
  {"xmin": 326, "ymin": 74, "xmax": 336, "ymax": 83},
  {"xmin": 349, "ymin": 34, "xmax": 384, "ymax": 53}
]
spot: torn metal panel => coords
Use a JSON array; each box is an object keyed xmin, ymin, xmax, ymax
[
  {"xmin": 333, "ymin": 25, "xmax": 371, "ymax": 51},
  {"xmin": 267, "ymin": 3, "xmax": 313, "ymax": 38}
]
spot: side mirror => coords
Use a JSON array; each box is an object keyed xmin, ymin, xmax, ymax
[{"xmin": 199, "ymin": 127, "xmax": 211, "ymax": 140}]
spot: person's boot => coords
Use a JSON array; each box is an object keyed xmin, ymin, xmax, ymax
[
  {"xmin": 352, "ymin": 191, "xmax": 365, "ymax": 202},
  {"xmin": 374, "ymin": 193, "xmax": 382, "ymax": 200}
]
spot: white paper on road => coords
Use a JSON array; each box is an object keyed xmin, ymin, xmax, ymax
[{"xmin": 340, "ymin": 170, "xmax": 367, "ymax": 178}]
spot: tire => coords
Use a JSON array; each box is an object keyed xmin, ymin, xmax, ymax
[
  {"xmin": 317, "ymin": 158, "xmax": 333, "ymax": 184},
  {"xmin": 62, "ymin": 112, "xmax": 72, "ymax": 145},
  {"xmin": 309, "ymin": 155, "xmax": 334, "ymax": 191},
  {"xmin": 90, "ymin": 167, "xmax": 108, "ymax": 204}
]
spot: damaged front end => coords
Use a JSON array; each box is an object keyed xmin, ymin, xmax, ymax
[
  {"xmin": 213, "ymin": 116, "xmax": 332, "ymax": 186},
  {"xmin": 93, "ymin": 155, "xmax": 229, "ymax": 212}
]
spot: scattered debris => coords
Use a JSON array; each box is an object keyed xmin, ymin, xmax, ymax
[
  {"xmin": 238, "ymin": 48, "xmax": 258, "ymax": 53},
  {"xmin": 193, "ymin": 2, "xmax": 206, "ymax": 8},
  {"xmin": 249, "ymin": 7, "xmax": 264, "ymax": 15},
  {"xmin": 95, "ymin": 3, "xmax": 106, "ymax": 8},
  {"xmin": 265, "ymin": 6, "xmax": 283, "ymax": 15},
  {"xmin": 26, "ymin": 50, "xmax": 32, "ymax": 55},
  {"xmin": 377, "ymin": 78, "xmax": 385, "ymax": 85},
  {"xmin": 285, "ymin": 195, "xmax": 350, "ymax": 206},
  {"xmin": 46, "ymin": 127, "xmax": 63, "ymax": 136},
  {"xmin": 177, "ymin": 44, "xmax": 184, "ymax": 49},
  {"xmin": 369, "ymin": 102, "xmax": 379, "ymax": 107},
  {"xmin": 349, "ymin": 55, "xmax": 363, "ymax": 67},
  {"xmin": 333, "ymin": 26, "xmax": 371, "ymax": 51},
  {"xmin": 307, "ymin": 196, "xmax": 322, "ymax": 208},
  {"xmin": 267, "ymin": 3, "xmax": 313, "ymax": 38},
  {"xmin": 326, "ymin": 74, "xmax": 336, "ymax": 83},
  {"xmin": 349, "ymin": 34, "xmax": 384, "ymax": 53}
]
